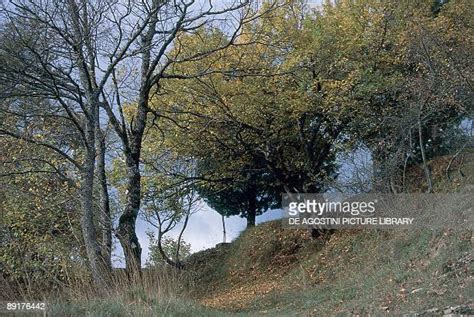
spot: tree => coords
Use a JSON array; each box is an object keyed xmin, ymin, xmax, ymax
[
  {"xmin": 0, "ymin": 2, "xmax": 115, "ymax": 285},
  {"xmin": 157, "ymin": 3, "xmax": 345, "ymax": 199},
  {"xmin": 197, "ymin": 158, "xmax": 280, "ymax": 228},
  {"xmin": 304, "ymin": 0, "xmax": 472, "ymax": 192},
  {"xmin": 0, "ymin": 136, "xmax": 85, "ymax": 295},
  {"xmin": 146, "ymin": 235, "xmax": 191, "ymax": 268},
  {"xmin": 1, "ymin": 0, "xmax": 275, "ymax": 276},
  {"xmin": 136, "ymin": 148, "xmax": 201, "ymax": 269},
  {"xmin": 101, "ymin": 0, "xmax": 276, "ymax": 273}
]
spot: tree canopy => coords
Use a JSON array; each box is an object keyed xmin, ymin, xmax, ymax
[{"xmin": 0, "ymin": 0, "xmax": 471, "ymax": 295}]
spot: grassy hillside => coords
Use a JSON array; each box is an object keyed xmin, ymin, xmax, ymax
[
  {"xmin": 47, "ymin": 224, "xmax": 472, "ymax": 316},
  {"xmin": 45, "ymin": 153, "xmax": 473, "ymax": 316},
  {"xmin": 183, "ymin": 153, "xmax": 473, "ymax": 316},
  {"xmin": 186, "ymin": 224, "xmax": 472, "ymax": 315}
]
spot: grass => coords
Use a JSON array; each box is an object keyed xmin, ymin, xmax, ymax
[
  {"xmin": 29, "ymin": 268, "xmax": 231, "ymax": 317},
  {"xmin": 189, "ymin": 226, "xmax": 471, "ymax": 316},
  {"xmin": 184, "ymin": 153, "xmax": 473, "ymax": 316},
  {"xmin": 48, "ymin": 298, "xmax": 226, "ymax": 317},
  {"xmin": 4, "ymin": 152, "xmax": 472, "ymax": 316}
]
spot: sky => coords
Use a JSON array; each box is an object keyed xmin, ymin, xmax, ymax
[{"xmin": 112, "ymin": 203, "xmax": 283, "ymax": 267}]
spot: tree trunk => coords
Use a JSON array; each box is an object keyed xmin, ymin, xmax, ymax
[
  {"xmin": 418, "ymin": 116, "xmax": 433, "ymax": 193},
  {"xmin": 222, "ymin": 215, "xmax": 227, "ymax": 243},
  {"xmin": 81, "ymin": 117, "xmax": 107, "ymax": 288},
  {"xmin": 246, "ymin": 211, "xmax": 256, "ymax": 228},
  {"xmin": 247, "ymin": 187, "xmax": 257, "ymax": 228},
  {"xmin": 175, "ymin": 202, "xmax": 191, "ymax": 267},
  {"xmin": 96, "ymin": 130, "xmax": 112, "ymax": 271},
  {"xmin": 372, "ymin": 147, "xmax": 390, "ymax": 192},
  {"xmin": 246, "ymin": 174, "xmax": 259, "ymax": 229},
  {"xmin": 116, "ymin": 155, "xmax": 142, "ymax": 274},
  {"xmin": 116, "ymin": 93, "xmax": 148, "ymax": 274},
  {"xmin": 157, "ymin": 232, "xmax": 184, "ymax": 270},
  {"xmin": 65, "ymin": 0, "xmax": 107, "ymax": 286}
]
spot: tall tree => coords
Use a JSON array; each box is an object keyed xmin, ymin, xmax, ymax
[
  {"xmin": 0, "ymin": 2, "xmax": 115, "ymax": 285},
  {"xmin": 305, "ymin": 0, "xmax": 472, "ymax": 192},
  {"xmin": 1, "ymin": 0, "xmax": 272, "ymax": 275},
  {"xmin": 157, "ymin": 4, "xmax": 344, "ymax": 198}
]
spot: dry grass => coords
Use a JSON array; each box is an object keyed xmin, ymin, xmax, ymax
[
  {"xmin": 184, "ymin": 153, "xmax": 474, "ymax": 315},
  {"xmin": 2, "ymin": 152, "xmax": 472, "ymax": 316},
  {"xmin": 1, "ymin": 265, "xmax": 222, "ymax": 316}
]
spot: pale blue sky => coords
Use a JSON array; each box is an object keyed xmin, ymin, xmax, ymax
[{"xmin": 112, "ymin": 204, "xmax": 283, "ymax": 267}]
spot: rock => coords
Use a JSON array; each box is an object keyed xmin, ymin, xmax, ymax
[
  {"xmin": 443, "ymin": 305, "xmax": 473, "ymax": 315},
  {"xmin": 411, "ymin": 288, "xmax": 424, "ymax": 294},
  {"xmin": 444, "ymin": 307, "xmax": 454, "ymax": 314}
]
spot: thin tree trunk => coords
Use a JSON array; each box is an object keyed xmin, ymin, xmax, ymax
[
  {"xmin": 246, "ymin": 175, "xmax": 258, "ymax": 228},
  {"xmin": 446, "ymin": 144, "xmax": 466, "ymax": 180},
  {"xmin": 175, "ymin": 199, "xmax": 191, "ymax": 267},
  {"xmin": 372, "ymin": 149, "xmax": 389, "ymax": 192},
  {"xmin": 96, "ymin": 129, "xmax": 112, "ymax": 271},
  {"xmin": 64, "ymin": 0, "xmax": 108, "ymax": 286},
  {"xmin": 418, "ymin": 115, "xmax": 433, "ymax": 193},
  {"xmin": 402, "ymin": 129, "xmax": 413, "ymax": 192},
  {"xmin": 222, "ymin": 215, "xmax": 227, "ymax": 243},
  {"xmin": 157, "ymin": 236, "xmax": 183, "ymax": 269},
  {"xmin": 116, "ymin": 92, "xmax": 149, "ymax": 274},
  {"xmin": 402, "ymin": 152, "xmax": 410, "ymax": 192}
]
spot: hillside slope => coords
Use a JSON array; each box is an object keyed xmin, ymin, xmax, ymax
[{"xmin": 186, "ymin": 154, "xmax": 473, "ymax": 316}]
